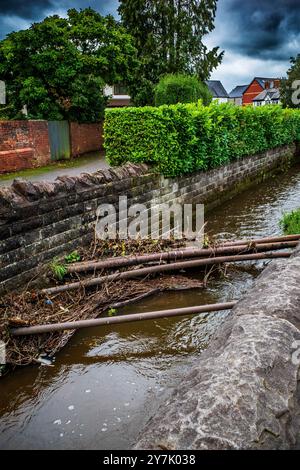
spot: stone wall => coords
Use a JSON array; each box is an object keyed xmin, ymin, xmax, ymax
[
  {"xmin": 0, "ymin": 143, "xmax": 298, "ymax": 294},
  {"xmin": 135, "ymin": 246, "xmax": 300, "ymax": 450},
  {"xmin": 0, "ymin": 163, "xmax": 152, "ymax": 293},
  {"xmin": 160, "ymin": 143, "xmax": 297, "ymax": 210}
]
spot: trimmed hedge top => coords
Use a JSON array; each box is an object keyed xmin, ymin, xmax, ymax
[
  {"xmin": 104, "ymin": 102, "xmax": 300, "ymax": 177},
  {"xmin": 154, "ymin": 74, "xmax": 212, "ymax": 107}
]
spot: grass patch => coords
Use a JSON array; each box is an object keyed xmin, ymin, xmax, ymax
[
  {"xmin": 50, "ymin": 258, "xmax": 67, "ymax": 281},
  {"xmin": 280, "ymin": 209, "xmax": 300, "ymax": 235}
]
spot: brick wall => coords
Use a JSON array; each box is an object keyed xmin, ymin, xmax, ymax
[
  {"xmin": 0, "ymin": 121, "xmax": 31, "ymax": 150},
  {"xmin": 28, "ymin": 120, "xmax": 51, "ymax": 167},
  {"xmin": 0, "ymin": 143, "xmax": 298, "ymax": 294},
  {"xmin": 70, "ymin": 122, "xmax": 104, "ymax": 157},
  {"xmin": 0, "ymin": 148, "xmax": 35, "ymax": 174},
  {"xmin": 0, "ymin": 120, "xmax": 104, "ymax": 174},
  {"xmin": 0, "ymin": 120, "xmax": 51, "ymax": 173}
]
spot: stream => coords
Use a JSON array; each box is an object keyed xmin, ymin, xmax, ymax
[{"xmin": 1, "ymin": 164, "xmax": 300, "ymax": 450}]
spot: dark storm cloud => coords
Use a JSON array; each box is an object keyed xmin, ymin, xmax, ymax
[
  {"xmin": 0, "ymin": 0, "xmax": 118, "ymax": 39},
  {"xmin": 0, "ymin": 0, "xmax": 52, "ymax": 19},
  {"xmin": 1, "ymin": 0, "xmax": 298, "ymax": 59},
  {"xmin": 0, "ymin": 0, "xmax": 299, "ymax": 86},
  {"xmin": 220, "ymin": 0, "xmax": 300, "ymax": 61}
]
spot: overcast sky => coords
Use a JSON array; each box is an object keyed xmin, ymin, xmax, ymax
[{"xmin": 0, "ymin": 0, "xmax": 299, "ymax": 92}]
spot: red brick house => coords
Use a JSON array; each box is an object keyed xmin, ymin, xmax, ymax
[{"xmin": 242, "ymin": 78, "xmax": 280, "ymax": 106}]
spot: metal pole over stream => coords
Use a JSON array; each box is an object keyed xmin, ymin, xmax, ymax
[
  {"xmin": 10, "ymin": 234, "xmax": 300, "ymax": 337},
  {"xmin": 42, "ymin": 251, "xmax": 292, "ymax": 295},
  {"xmin": 10, "ymin": 301, "xmax": 237, "ymax": 337}
]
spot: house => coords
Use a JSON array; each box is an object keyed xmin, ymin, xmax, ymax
[
  {"xmin": 105, "ymin": 80, "xmax": 230, "ymax": 107},
  {"xmin": 205, "ymin": 80, "xmax": 229, "ymax": 103},
  {"xmin": 242, "ymin": 77, "xmax": 280, "ymax": 106},
  {"xmin": 252, "ymin": 88, "xmax": 281, "ymax": 106},
  {"xmin": 228, "ymin": 85, "xmax": 248, "ymax": 106},
  {"xmin": 104, "ymin": 84, "xmax": 131, "ymax": 107}
]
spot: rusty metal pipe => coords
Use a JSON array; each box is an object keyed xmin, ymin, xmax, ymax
[
  {"xmin": 43, "ymin": 251, "xmax": 291, "ymax": 296},
  {"xmin": 220, "ymin": 234, "xmax": 300, "ymax": 247},
  {"xmin": 68, "ymin": 241, "xmax": 298, "ymax": 274},
  {"xmin": 10, "ymin": 301, "xmax": 237, "ymax": 336}
]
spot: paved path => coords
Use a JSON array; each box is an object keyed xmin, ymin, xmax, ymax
[{"xmin": 0, "ymin": 151, "xmax": 109, "ymax": 188}]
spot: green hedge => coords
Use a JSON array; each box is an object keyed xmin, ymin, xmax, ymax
[{"xmin": 104, "ymin": 102, "xmax": 300, "ymax": 177}]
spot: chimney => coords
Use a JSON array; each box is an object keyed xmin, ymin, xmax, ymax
[{"xmin": 265, "ymin": 81, "xmax": 270, "ymax": 90}]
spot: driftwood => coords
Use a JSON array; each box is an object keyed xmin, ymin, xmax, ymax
[
  {"xmin": 2, "ymin": 276, "xmax": 205, "ymax": 366},
  {"xmin": 11, "ymin": 301, "xmax": 237, "ymax": 336},
  {"xmin": 43, "ymin": 251, "xmax": 291, "ymax": 296},
  {"xmin": 68, "ymin": 241, "xmax": 298, "ymax": 274},
  {"xmin": 109, "ymin": 288, "xmax": 161, "ymax": 309}
]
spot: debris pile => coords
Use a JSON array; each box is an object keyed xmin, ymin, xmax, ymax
[
  {"xmin": 1, "ymin": 234, "xmax": 299, "ymax": 369},
  {"xmin": 0, "ymin": 238, "xmax": 201, "ymax": 367}
]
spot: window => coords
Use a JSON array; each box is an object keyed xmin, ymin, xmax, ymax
[{"xmin": 113, "ymin": 83, "xmax": 129, "ymax": 95}]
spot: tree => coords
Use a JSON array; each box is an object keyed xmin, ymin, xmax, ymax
[
  {"xmin": 0, "ymin": 8, "xmax": 138, "ymax": 121},
  {"xmin": 281, "ymin": 55, "xmax": 300, "ymax": 108},
  {"xmin": 119, "ymin": 0, "xmax": 223, "ymax": 105},
  {"xmin": 154, "ymin": 73, "xmax": 212, "ymax": 106}
]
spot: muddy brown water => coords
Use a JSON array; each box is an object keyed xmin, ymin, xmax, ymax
[{"xmin": 1, "ymin": 165, "xmax": 300, "ymax": 450}]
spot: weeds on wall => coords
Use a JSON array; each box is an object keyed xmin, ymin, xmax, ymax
[{"xmin": 50, "ymin": 251, "xmax": 81, "ymax": 281}]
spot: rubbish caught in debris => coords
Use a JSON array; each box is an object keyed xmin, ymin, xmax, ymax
[{"xmin": 36, "ymin": 354, "xmax": 55, "ymax": 367}]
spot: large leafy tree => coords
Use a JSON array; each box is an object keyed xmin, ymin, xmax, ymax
[
  {"xmin": 281, "ymin": 55, "xmax": 300, "ymax": 109},
  {"xmin": 0, "ymin": 8, "xmax": 138, "ymax": 121},
  {"xmin": 119, "ymin": 0, "xmax": 223, "ymax": 105}
]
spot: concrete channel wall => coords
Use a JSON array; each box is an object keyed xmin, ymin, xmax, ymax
[
  {"xmin": 0, "ymin": 143, "xmax": 298, "ymax": 294},
  {"xmin": 135, "ymin": 246, "xmax": 300, "ymax": 450}
]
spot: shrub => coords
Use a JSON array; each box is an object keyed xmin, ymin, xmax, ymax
[
  {"xmin": 0, "ymin": 105, "xmax": 11, "ymax": 120},
  {"xmin": 104, "ymin": 102, "xmax": 300, "ymax": 177},
  {"xmin": 154, "ymin": 74, "xmax": 212, "ymax": 107},
  {"xmin": 280, "ymin": 209, "xmax": 300, "ymax": 235}
]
